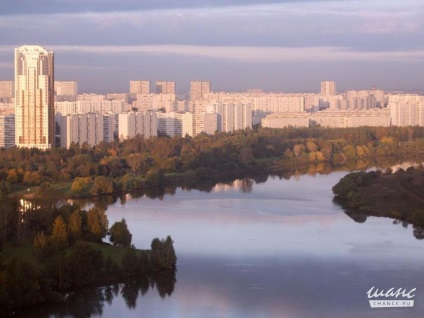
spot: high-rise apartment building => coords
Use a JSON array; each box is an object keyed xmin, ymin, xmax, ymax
[
  {"xmin": 55, "ymin": 81, "xmax": 77, "ymax": 96},
  {"xmin": 320, "ymin": 81, "xmax": 336, "ymax": 96},
  {"xmin": 0, "ymin": 81, "xmax": 13, "ymax": 102},
  {"xmin": 130, "ymin": 80, "xmax": 150, "ymax": 95},
  {"xmin": 59, "ymin": 113, "xmax": 104, "ymax": 148},
  {"xmin": 190, "ymin": 81, "xmax": 211, "ymax": 100},
  {"xmin": 389, "ymin": 94, "xmax": 424, "ymax": 127},
  {"xmin": 156, "ymin": 81, "xmax": 176, "ymax": 94},
  {"xmin": 118, "ymin": 111, "xmax": 158, "ymax": 140},
  {"xmin": 15, "ymin": 45, "xmax": 54, "ymax": 149},
  {"xmin": 0, "ymin": 114, "xmax": 15, "ymax": 148}
]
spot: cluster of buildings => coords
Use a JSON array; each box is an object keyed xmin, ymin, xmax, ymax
[{"xmin": 0, "ymin": 45, "xmax": 424, "ymax": 150}]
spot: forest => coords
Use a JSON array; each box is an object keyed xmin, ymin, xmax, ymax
[{"xmin": 0, "ymin": 126, "xmax": 424, "ymax": 198}]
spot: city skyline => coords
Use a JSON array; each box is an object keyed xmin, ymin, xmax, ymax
[{"xmin": 0, "ymin": 0, "xmax": 423, "ymax": 94}]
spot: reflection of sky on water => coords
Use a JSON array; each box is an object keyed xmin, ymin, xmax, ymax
[
  {"xmin": 107, "ymin": 172, "xmax": 424, "ymax": 262},
  {"xmin": 100, "ymin": 172, "xmax": 424, "ymax": 317}
]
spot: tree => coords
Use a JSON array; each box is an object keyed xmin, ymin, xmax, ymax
[
  {"xmin": 109, "ymin": 218, "xmax": 132, "ymax": 247},
  {"xmin": 51, "ymin": 216, "xmax": 68, "ymax": 250},
  {"xmin": 87, "ymin": 207, "xmax": 108, "ymax": 241},
  {"xmin": 71, "ymin": 177, "xmax": 91, "ymax": 193},
  {"xmin": 6, "ymin": 169, "xmax": 19, "ymax": 184},
  {"xmin": 0, "ymin": 184, "xmax": 18, "ymax": 250},
  {"xmin": 68, "ymin": 210, "xmax": 84, "ymax": 241},
  {"xmin": 90, "ymin": 176, "xmax": 115, "ymax": 195},
  {"xmin": 151, "ymin": 236, "xmax": 177, "ymax": 270},
  {"xmin": 69, "ymin": 242, "xmax": 104, "ymax": 286}
]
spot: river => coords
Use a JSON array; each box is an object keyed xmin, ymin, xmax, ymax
[{"xmin": 29, "ymin": 170, "xmax": 424, "ymax": 317}]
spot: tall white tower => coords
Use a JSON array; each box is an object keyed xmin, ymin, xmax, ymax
[{"xmin": 15, "ymin": 45, "xmax": 54, "ymax": 149}]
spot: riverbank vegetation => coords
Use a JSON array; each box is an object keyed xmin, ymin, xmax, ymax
[
  {"xmin": 332, "ymin": 166, "xmax": 424, "ymax": 238},
  {"xmin": 0, "ymin": 126, "xmax": 423, "ymax": 199},
  {"xmin": 0, "ymin": 181, "xmax": 176, "ymax": 316}
]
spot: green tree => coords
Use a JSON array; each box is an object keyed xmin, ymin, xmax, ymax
[
  {"xmin": 109, "ymin": 218, "xmax": 132, "ymax": 247},
  {"xmin": 151, "ymin": 236, "xmax": 177, "ymax": 270}
]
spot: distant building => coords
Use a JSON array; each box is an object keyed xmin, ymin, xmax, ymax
[
  {"xmin": 208, "ymin": 103, "xmax": 252, "ymax": 132},
  {"xmin": 55, "ymin": 100, "xmax": 129, "ymax": 115},
  {"xmin": 55, "ymin": 81, "xmax": 77, "ymax": 96},
  {"xmin": 118, "ymin": 111, "xmax": 158, "ymax": 140},
  {"xmin": 312, "ymin": 109, "xmax": 390, "ymax": 128},
  {"xmin": 157, "ymin": 112, "xmax": 194, "ymax": 137},
  {"xmin": 133, "ymin": 94, "xmax": 176, "ymax": 112},
  {"xmin": 190, "ymin": 81, "xmax": 211, "ymax": 101},
  {"xmin": 321, "ymin": 81, "xmax": 336, "ymax": 96},
  {"xmin": 0, "ymin": 114, "xmax": 15, "ymax": 148},
  {"xmin": 59, "ymin": 113, "xmax": 104, "ymax": 148},
  {"xmin": 0, "ymin": 81, "xmax": 13, "ymax": 102},
  {"xmin": 389, "ymin": 94, "xmax": 424, "ymax": 126},
  {"xmin": 261, "ymin": 109, "xmax": 391, "ymax": 129},
  {"xmin": 156, "ymin": 81, "xmax": 176, "ymax": 94},
  {"xmin": 15, "ymin": 45, "xmax": 54, "ymax": 149},
  {"xmin": 262, "ymin": 113, "xmax": 310, "ymax": 128},
  {"xmin": 130, "ymin": 80, "xmax": 150, "ymax": 95}
]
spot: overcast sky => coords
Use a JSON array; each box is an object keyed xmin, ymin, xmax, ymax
[{"xmin": 0, "ymin": 0, "xmax": 423, "ymax": 94}]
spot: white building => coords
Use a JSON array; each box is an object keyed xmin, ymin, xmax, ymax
[
  {"xmin": 157, "ymin": 112, "xmax": 195, "ymax": 137},
  {"xmin": 59, "ymin": 113, "xmax": 104, "ymax": 148},
  {"xmin": 15, "ymin": 45, "xmax": 54, "ymax": 149},
  {"xmin": 156, "ymin": 81, "xmax": 176, "ymax": 94},
  {"xmin": 321, "ymin": 81, "xmax": 336, "ymax": 96},
  {"xmin": 130, "ymin": 80, "xmax": 150, "ymax": 95},
  {"xmin": 389, "ymin": 94, "xmax": 424, "ymax": 127},
  {"xmin": 55, "ymin": 81, "xmax": 77, "ymax": 97},
  {"xmin": 312, "ymin": 109, "xmax": 391, "ymax": 128},
  {"xmin": 190, "ymin": 81, "xmax": 211, "ymax": 101},
  {"xmin": 208, "ymin": 103, "xmax": 252, "ymax": 132},
  {"xmin": 118, "ymin": 111, "xmax": 158, "ymax": 140},
  {"xmin": 261, "ymin": 113, "xmax": 310, "ymax": 128},
  {"xmin": 0, "ymin": 81, "xmax": 13, "ymax": 102},
  {"xmin": 134, "ymin": 94, "xmax": 176, "ymax": 112}
]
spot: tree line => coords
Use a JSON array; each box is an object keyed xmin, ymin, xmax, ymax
[{"xmin": 0, "ymin": 126, "xmax": 423, "ymax": 192}]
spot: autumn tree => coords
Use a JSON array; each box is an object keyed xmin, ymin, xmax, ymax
[
  {"xmin": 51, "ymin": 216, "xmax": 68, "ymax": 250},
  {"xmin": 71, "ymin": 177, "xmax": 91, "ymax": 193},
  {"xmin": 90, "ymin": 176, "xmax": 115, "ymax": 195},
  {"xmin": 68, "ymin": 209, "xmax": 85, "ymax": 241},
  {"xmin": 87, "ymin": 207, "xmax": 108, "ymax": 241}
]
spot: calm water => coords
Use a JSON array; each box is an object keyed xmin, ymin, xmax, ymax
[{"xmin": 34, "ymin": 171, "xmax": 424, "ymax": 317}]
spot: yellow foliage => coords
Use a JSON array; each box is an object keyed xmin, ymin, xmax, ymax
[{"xmin": 380, "ymin": 137, "xmax": 394, "ymax": 144}]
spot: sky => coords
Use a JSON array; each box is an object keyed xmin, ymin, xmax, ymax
[{"xmin": 0, "ymin": 0, "xmax": 423, "ymax": 94}]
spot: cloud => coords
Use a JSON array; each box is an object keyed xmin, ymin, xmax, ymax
[
  {"xmin": 1, "ymin": 44, "xmax": 424, "ymax": 64},
  {"xmin": 34, "ymin": 44, "xmax": 424, "ymax": 62},
  {"xmin": 0, "ymin": 0, "xmax": 317, "ymax": 16}
]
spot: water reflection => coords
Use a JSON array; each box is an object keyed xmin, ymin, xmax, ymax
[{"xmin": 20, "ymin": 271, "xmax": 176, "ymax": 317}]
